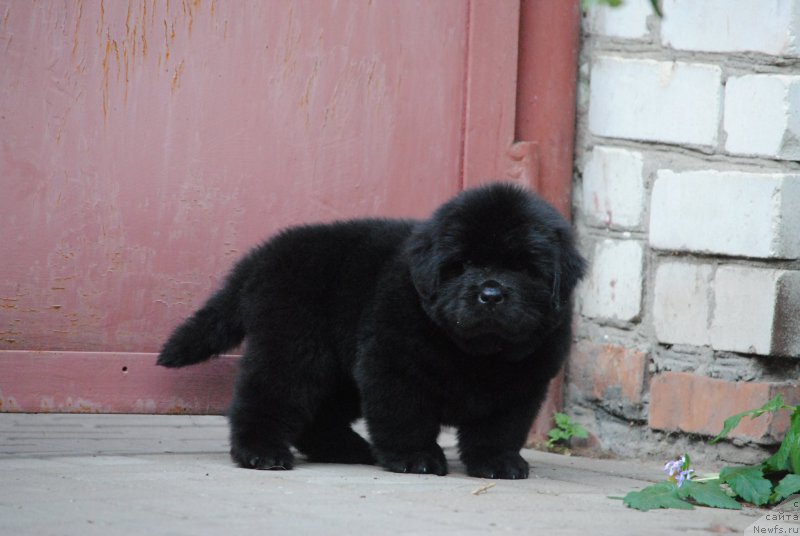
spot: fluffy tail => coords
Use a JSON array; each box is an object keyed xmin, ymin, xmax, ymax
[{"xmin": 157, "ymin": 283, "xmax": 245, "ymax": 368}]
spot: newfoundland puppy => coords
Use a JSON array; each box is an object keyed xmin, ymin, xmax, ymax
[{"xmin": 157, "ymin": 182, "xmax": 585, "ymax": 479}]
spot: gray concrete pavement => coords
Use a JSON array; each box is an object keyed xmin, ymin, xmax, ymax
[{"xmin": 0, "ymin": 414, "xmax": 763, "ymax": 535}]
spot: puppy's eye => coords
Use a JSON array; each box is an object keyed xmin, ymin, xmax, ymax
[{"xmin": 440, "ymin": 261, "xmax": 466, "ymax": 281}]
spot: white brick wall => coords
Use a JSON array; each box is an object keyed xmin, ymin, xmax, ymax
[
  {"xmin": 579, "ymin": 239, "xmax": 643, "ymax": 322},
  {"xmin": 661, "ymin": 0, "xmax": 800, "ymax": 57},
  {"xmin": 724, "ymin": 75, "xmax": 800, "ymax": 161},
  {"xmin": 581, "ymin": 146, "xmax": 645, "ymax": 229},
  {"xmin": 588, "ymin": 57, "xmax": 722, "ymax": 147},
  {"xmin": 572, "ymin": 0, "xmax": 800, "ymax": 455},
  {"xmin": 652, "ymin": 264, "xmax": 800, "ymax": 356},
  {"xmin": 652, "ymin": 263, "xmax": 712, "ymax": 346},
  {"xmin": 649, "ymin": 170, "xmax": 800, "ymax": 259},
  {"xmin": 773, "ymin": 273, "xmax": 800, "ymax": 357},
  {"xmin": 711, "ymin": 267, "xmax": 800, "ymax": 356},
  {"xmin": 585, "ymin": 0, "xmax": 651, "ymax": 39}
]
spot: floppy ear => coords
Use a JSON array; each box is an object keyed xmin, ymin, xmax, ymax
[
  {"xmin": 405, "ymin": 223, "xmax": 440, "ymax": 301},
  {"xmin": 551, "ymin": 228, "xmax": 586, "ymax": 311}
]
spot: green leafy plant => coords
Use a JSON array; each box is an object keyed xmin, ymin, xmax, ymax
[
  {"xmin": 623, "ymin": 395, "xmax": 800, "ymax": 511},
  {"xmin": 546, "ymin": 412, "xmax": 589, "ymax": 449}
]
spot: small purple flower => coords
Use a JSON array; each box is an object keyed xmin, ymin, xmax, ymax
[
  {"xmin": 663, "ymin": 457, "xmax": 683, "ymax": 477},
  {"xmin": 675, "ymin": 468, "xmax": 694, "ymax": 487},
  {"xmin": 663, "ymin": 455, "xmax": 694, "ymax": 487}
]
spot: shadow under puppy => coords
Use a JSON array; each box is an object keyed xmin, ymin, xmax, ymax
[{"xmin": 157, "ymin": 182, "xmax": 585, "ymax": 479}]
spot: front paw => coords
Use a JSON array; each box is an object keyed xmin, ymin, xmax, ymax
[
  {"xmin": 376, "ymin": 446, "xmax": 448, "ymax": 476},
  {"xmin": 465, "ymin": 452, "xmax": 529, "ymax": 480},
  {"xmin": 230, "ymin": 444, "xmax": 295, "ymax": 470}
]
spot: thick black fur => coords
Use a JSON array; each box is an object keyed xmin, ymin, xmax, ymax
[{"xmin": 157, "ymin": 183, "xmax": 585, "ymax": 479}]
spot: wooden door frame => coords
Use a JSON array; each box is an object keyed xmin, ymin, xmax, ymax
[{"xmin": 518, "ymin": 0, "xmax": 581, "ymax": 441}]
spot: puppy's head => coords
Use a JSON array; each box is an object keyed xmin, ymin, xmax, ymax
[{"xmin": 406, "ymin": 183, "xmax": 585, "ymax": 357}]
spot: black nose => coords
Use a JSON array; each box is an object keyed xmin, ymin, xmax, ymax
[{"xmin": 478, "ymin": 282, "xmax": 504, "ymax": 305}]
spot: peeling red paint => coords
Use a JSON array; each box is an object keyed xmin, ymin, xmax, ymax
[
  {"xmin": 2, "ymin": 1, "xmax": 578, "ymax": 418},
  {"xmin": 1, "ymin": 1, "xmax": 474, "ymax": 356}
]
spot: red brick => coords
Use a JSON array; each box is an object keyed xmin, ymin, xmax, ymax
[
  {"xmin": 568, "ymin": 341, "xmax": 648, "ymax": 406},
  {"xmin": 648, "ymin": 372, "xmax": 800, "ymax": 443}
]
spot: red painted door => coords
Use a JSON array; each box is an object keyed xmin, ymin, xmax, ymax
[{"xmin": 0, "ymin": 0, "xmax": 579, "ymax": 424}]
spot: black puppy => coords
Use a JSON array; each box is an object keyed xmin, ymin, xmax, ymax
[{"xmin": 157, "ymin": 183, "xmax": 585, "ymax": 479}]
